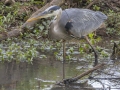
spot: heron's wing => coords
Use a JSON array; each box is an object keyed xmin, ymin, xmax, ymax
[{"xmin": 63, "ymin": 9, "xmax": 107, "ymax": 38}]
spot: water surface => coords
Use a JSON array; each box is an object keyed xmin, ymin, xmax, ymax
[{"xmin": 0, "ymin": 39, "xmax": 120, "ymax": 90}]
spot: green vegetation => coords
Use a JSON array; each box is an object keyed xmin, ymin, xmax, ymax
[
  {"xmin": 106, "ymin": 11, "xmax": 120, "ymax": 36},
  {"xmin": 0, "ymin": 2, "xmax": 44, "ymax": 62},
  {"xmin": 0, "ymin": 1, "xmax": 119, "ymax": 62}
]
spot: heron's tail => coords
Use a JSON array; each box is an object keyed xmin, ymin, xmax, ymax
[{"xmin": 95, "ymin": 11, "xmax": 107, "ymax": 20}]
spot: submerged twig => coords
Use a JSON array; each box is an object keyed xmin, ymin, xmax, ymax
[
  {"xmin": 110, "ymin": 42, "xmax": 120, "ymax": 60},
  {"xmin": 56, "ymin": 63, "xmax": 105, "ymax": 85}
]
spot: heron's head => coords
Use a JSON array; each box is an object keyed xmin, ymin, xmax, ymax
[{"xmin": 27, "ymin": 5, "xmax": 62, "ymax": 22}]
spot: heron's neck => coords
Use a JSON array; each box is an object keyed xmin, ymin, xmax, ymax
[{"xmin": 55, "ymin": 9, "xmax": 62, "ymax": 22}]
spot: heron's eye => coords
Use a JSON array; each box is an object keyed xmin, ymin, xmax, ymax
[{"xmin": 49, "ymin": 10, "xmax": 54, "ymax": 13}]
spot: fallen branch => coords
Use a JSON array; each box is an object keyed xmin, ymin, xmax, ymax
[
  {"xmin": 4, "ymin": 0, "xmax": 15, "ymax": 6},
  {"xmin": 86, "ymin": 0, "xmax": 100, "ymax": 9},
  {"xmin": 0, "ymin": 0, "xmax": 65, "ymax": 41},
  {"xmin": 0, "ymin": 28, "xmax": 22, "ymax": 41},
  {"xmin": 56, "ymin": 63, "xmax": 105, "ymax": 85},
  {"xmin": 22, "ymin": 0, "xmax": 65, "ymax": 28}
]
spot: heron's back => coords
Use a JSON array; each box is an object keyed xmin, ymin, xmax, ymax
[{"xmin": 49, "ymin": 8, "xmax": 107, "ymax": 40}]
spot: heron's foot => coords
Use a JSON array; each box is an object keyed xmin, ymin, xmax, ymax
[
  {"xmin": 94, "ymin": 51, "xmax": 98, "ymax": 66},
  {"xmin": 63, "ymin": 78, "xmax": 75, "ymax": 85},
  {"xmin": 80, "ymin": 36, "xmax": 85, "ymax": 39}
]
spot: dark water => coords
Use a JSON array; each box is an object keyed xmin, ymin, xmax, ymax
[{"xmin": 0, "ymin": 39, "xmax": 120, "ymax": 90}]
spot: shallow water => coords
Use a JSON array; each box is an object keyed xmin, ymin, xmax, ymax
[
  {"xmin": 0, "ymin": 58, "xmax": 120, "ymax": 90},
  {"xmin": 0, "ymin": 58, "xmax": 86, "ymax": 90},
  {"xmin": 0, "ymin": 39, "xmax": 120, "ymax": 90}
]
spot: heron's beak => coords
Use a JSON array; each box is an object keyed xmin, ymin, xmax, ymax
[{"xmin": 26, "ymin": 11, "xmax": 48, "ymax": 22}]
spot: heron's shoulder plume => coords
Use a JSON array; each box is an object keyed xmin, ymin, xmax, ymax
[{"xmin": 65, "ymin": 21, "xmax": 73, "ymax": 31}]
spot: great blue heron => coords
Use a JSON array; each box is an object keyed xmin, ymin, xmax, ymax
[{"xmin": 27, "ymin": 5, "xmax": 107, "ymax": 77}]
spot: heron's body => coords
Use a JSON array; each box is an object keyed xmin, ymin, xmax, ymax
[
  {"xmin": 27, "ymin": 5, "xmax": 107, "ymax": 67},
  {"xmin": 49, "ymin": 8, "xmax": 107, "ymax": 40}
]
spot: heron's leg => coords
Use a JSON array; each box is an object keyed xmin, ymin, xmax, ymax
[
  {"xmin": 84, "ymin": 36, "xmax": 98, "ymax": 66},
  {"xmin": 62, "ymin": 40, "xmax": 66, "ymax": 79}
]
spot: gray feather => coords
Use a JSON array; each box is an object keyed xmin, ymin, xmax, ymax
[{"xmin": 49, "ymin": 8, "xmax": 107, "ymax": 40}]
